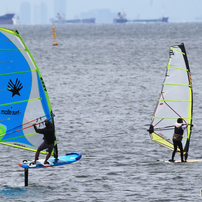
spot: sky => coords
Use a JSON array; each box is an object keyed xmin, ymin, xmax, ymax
[{"xmin": 1, "ymin": 0, "xmax": 202, "ymax": 24}]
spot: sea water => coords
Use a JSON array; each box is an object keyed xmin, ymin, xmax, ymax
[{"xmin": 0, "ymin": 23, "xmax": 202, "ymax": 201}]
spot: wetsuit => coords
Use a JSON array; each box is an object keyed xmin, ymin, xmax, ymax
[
  {"xmin": 33, "ymin": 124, "xmax": 55, "ymax": 153},
  {"xmin": 171, "ymin": 123, "xmax": 186, "ymax": 162}
]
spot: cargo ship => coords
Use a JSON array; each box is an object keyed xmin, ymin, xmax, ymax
[
  {"xmin": 113, "ymin": 12, "xmax": 127, "ymax": 23},
  {"xmin": 130, "ymin": 17, "xmax": 168, "ymax": 23},
  {"xmin": 66, "ymin": 18, "xmax": 95, "ymax": 24},
  {"xmin": 114, "ymin": 12, "xmax": 168, "ymax": 23},
  {"xmin": 54, "ymin": 13, "xmax": 95, "ymax": 24},
  {"xmin": 0, "ymin": 13, "xmax": 15, "ymax": 24}
]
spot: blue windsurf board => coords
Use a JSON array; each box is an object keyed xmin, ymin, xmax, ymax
[{"xmin": 18, "ymin": 152, "xmax": 82, "ymax": 169}]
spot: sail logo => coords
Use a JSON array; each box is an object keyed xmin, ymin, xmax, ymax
[
  {"xmin": 1, "ymin": 109, "xmax": 21, "ymax": 115},
  {"xmin": 14, "ymin": 143, "xmax": 25, "ymax": 147},
  {"xmin": 40, "ymin": 77, "xmax": 47, "ymax": 91},
  {"xmin": 7, "ymin": 78, "xmax": 23, "ymax": 97}
]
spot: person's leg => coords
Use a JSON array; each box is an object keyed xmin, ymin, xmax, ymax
[
  {"xmin": 44, "ymin": 153, "xmax": 51, "ymax": 164},
  {"xmin": 185, "ymin": 152, "xmax": 188, "ymax": 161},
  {"xmin": 33, "ymin": 150, "xmax": 40, "ymax": 164},
  {"xmin": 171, "ymin": 140, "xmax": 177, "ymax": 161},
  {"xmin": 33, "ymin": 142, "xmax": 46, "ymax": 164},
  {"xmin": 177, "ymin": 141, "xmax": 184, "ymax": 162},
  {"xmin": 43, "ymin": 144, "xmax": 54, "ymax": 164}
]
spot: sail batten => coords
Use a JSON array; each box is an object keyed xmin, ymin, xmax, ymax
[
  {"xmin": 152, "ymin": 137, "xmax": 189, "ymax": 141},
  {"xmin": 0, "ymin": 70, "xmax": 37, "ymax": 77},
  {"xmin": 158, "ymin": 100, "xmax": 191, "ymax": 102},
  {"xmin": 170, "ymin": 47, "xmax": 185, "ymax": 54},
  {"xmin": 0, "ymin": 61, "xmax": 12, "ymax": 63},
  {"xmin": 167, "ymin": 66, "xmax": 188, "ymax": 71},
  {"xmin": 0, "ymin": 27, "xmax": 58, "ymax": 156},
  {"xmin": 0, "ymin": 49, "xmax": 26, "ymax": 51},
  {"xmin": 0, "ymin": 98, "xmax": 42, "ymax": 107},
  {"xmin": 153, "ymin": 117, "xmax": 191, "ymax": 119},
  {"xmin": 148, "ymin": 43, "xmax": 193, "ymax": 158},
  {"xmin": 1, "ymin": 132, "xmax": 37, "ymax": 142},
  {"xmin": 163, "ymin": 83, "xmax": 190, "ymax": 86}
]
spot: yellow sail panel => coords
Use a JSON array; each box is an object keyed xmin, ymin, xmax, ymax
[
  {"xmin": 151, "ymin": 132, "xmax": 182, "ymax": 153},
  {"xmin": 151, "ymin": 132, "xmax": 173, "ymax": 149}
]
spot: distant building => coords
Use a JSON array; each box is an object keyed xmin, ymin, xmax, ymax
[
  {"xmin": 20, "ymin": 2, "xmax": 31, "ymax": 24},
  {"xmin": 33, "ymin": 2, "xmax": 48, "ymax": 24},
  {"xmin": 33, "ymin": 3, "xmax": 40, "ymax": 24},
  {"xmin": 40, "ymin": 2, "xmax": 48, "ymax": 24}
]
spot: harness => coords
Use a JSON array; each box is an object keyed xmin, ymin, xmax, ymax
[{"xmin": 173, "ymin": 125, "xmax": 183, "ymax": 141}]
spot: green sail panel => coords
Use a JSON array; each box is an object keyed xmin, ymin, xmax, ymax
[
  {"xmin": 0, "ymin": 28, "xmax": 57, "ymax": 155},
  {"xmin": 148, "ymin": 43, "xmax": 193, "ymax": 157}
]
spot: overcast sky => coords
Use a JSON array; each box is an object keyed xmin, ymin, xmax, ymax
[{"xmin": 1, "ymin": 0, "xmax": 202, "ymax": 23}]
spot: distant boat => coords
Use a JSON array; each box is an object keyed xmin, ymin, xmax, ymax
[
  {"xmin": 53, "ymin": 13, "xmax": 96, "ymax": 24},
  {"xmin": 0, "ymin": 13, "xmax": 15, "ymax": 24},
  {"xmin": 113, "ymin": 12, "xmax": 127, "ymax": 23},
  {"xmin": 113, "ymin": 12, "xmax": 168, "ymax": 23},
  {"xmin": 130, "ymin": 17, "xmax": 169, "ymax": 23},
  {"xmin": 66, "ymin": 18, "xmax": 95, "ymax": 24}
]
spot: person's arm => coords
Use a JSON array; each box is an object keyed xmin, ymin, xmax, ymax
[
  {"xmin": 182, "ymin": 123, "xmax": 189, "ymax": 130},
  {"xmin": 33, "ymin": 124, "xmax": 46, "ymax": 134}
]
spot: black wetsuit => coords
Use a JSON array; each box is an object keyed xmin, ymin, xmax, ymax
[
  {"xmin": 172, "ymin": 125, "xmax": 184, "ymax": 162},
  {"xmin": 33, "ymin": 125, "xmax": 55, "ymax": 145}
]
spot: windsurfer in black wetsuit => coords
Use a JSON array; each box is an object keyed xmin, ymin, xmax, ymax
[
  {"xmin": 169, "ymin": 118, "xmax": 188, "ymax": 162},
  {"xmin": 32, "ymin": 119, "xmax": 55, "ymax": 165}
]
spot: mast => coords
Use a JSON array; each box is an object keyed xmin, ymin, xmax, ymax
[{"xmin": 179, "ymin": 43, "xmax": 193, "ymax": 160}]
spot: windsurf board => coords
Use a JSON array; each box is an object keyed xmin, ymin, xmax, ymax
[
  {"xmin": 18, "ymin": 152, "xmax": 82, "ymax": 169},
  {"xmin": 164, "ymin": 159, "xmax": 202, "ymax": 163}
]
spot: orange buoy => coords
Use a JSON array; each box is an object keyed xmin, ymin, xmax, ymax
[{"xmin": 52, "ymin": 22, "xmax": 58, "ymax": 46}]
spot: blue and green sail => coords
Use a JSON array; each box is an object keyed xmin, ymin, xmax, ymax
[
  {"xmin": 148, "ymin": 43, "xmax": 193, "ymax": 159},
  {"xmin": 0, "ymin": 27, "xmax": 58, "ymax": 156}
]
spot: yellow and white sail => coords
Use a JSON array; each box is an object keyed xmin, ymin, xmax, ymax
[{"xmin": 148, "ymin": 43, "xmax": 193, "ymax": 158}]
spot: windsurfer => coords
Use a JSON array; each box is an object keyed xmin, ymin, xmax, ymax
[
  {"xmin": 32, "ymin": 119, "xmax": 55, "ymax": 165},
  {"xmin": 169, "ymin": 118, "xmax": 188, "ymax": 162}
]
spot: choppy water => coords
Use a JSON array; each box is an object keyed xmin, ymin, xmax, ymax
[{"xmin": 1, "ymin": 23, "xmax": 202, "ymax": 201}]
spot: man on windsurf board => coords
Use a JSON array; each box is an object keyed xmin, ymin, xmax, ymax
[
  {"xmin": 32, "ymin": 119, "xmax": 55, "ymax": 165},
  {"xmin": 169, "ymin": 118, "xmax": 188, "ymax": 162}
]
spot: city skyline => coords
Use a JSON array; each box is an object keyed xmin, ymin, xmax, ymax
[{"xmin": 0, "ymin": 0, "xmax": 202, "ymax": 24}]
